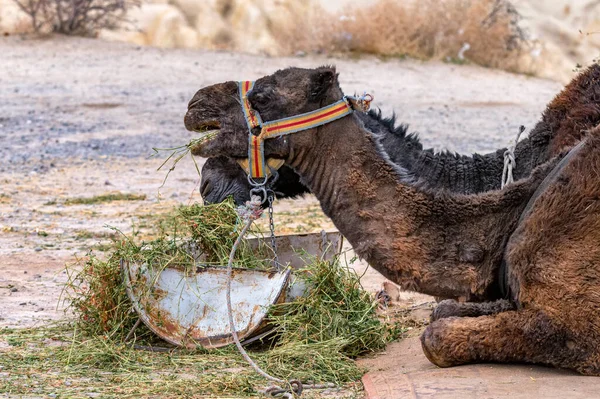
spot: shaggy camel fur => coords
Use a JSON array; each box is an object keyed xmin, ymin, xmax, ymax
[
  {"xmin": 184, "ymin": 67, "xmax": 600, "ymax": 374},
  {"xmin": 198, "ymin": 64, "xmax": 600, "ymax": 205}
]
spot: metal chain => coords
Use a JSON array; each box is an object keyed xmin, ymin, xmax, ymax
[
  {"xmin": 247, "ymin": 167, "xmax": 281, "ymax": 271},
  {"xmin": 267, "ymin": 192, "xmax": 280, "ymax": 270}
]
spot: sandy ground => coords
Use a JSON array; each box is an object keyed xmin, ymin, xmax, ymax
[{"xmin": 0, "ymin": 35, "xmax": 569, "ymax": 397}]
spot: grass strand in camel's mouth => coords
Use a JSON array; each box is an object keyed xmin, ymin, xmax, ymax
[
  {"xmin": 191, "ymin": 120, "xmax": 221, "ymax": 147},
  {"xmin": 188, "ymin": 125, "xmax": 221, "ymax": 156},
  {"xmin": 191, "ymin": 127, "xmax": 220, "ymax": 150}
]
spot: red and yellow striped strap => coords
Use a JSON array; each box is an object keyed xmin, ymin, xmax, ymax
[
  {"xmin": 248, "ymin": 133, "xmax": 266, "ymax": 179},
  {"xmin": 239, "ymin": 81, "xmax": 262, "ymax": 130},
  {"xmin": 239, "ymin": 80, "xmax": 266, "ymax": 179},
  {"xmin": 259, "ymin": 99, "xmax": 353, "ymax": 140},
  {"xmin": 249, "ymin": 99, "xmax": 353, "ymax": 178},
  {"xmin": 236, "ymin": 158, "xmax": 285, "ymax": 178},
  {"xmin": 239, "ymin": 80, "xmax": 370, "ymax": 179}
]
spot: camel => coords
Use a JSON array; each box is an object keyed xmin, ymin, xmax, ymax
[
  {"xmin": 198, "ymin": 64, "xmax": 600, "ymax": 205},
  {"xmin": 183, "ymin": 66, "xmax": 600, "ymax": 374}
]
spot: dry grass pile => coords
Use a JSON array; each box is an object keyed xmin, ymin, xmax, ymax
[
  {"xmin": 65, "ymin": 199, "xmax": 266, "ymax": 340},
  {"xmin": 0, "ymin": 200, "xmax": 402, "ymax": 397},
  {"xmin": 276, "ymin": 0, "xmax": 528, "ymax": 73}
]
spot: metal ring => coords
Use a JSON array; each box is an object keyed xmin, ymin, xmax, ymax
[
  {"xmin": 290, "ymin": 380, "xmax": 303, "ymax": 395},
  {"xmin": 247, "ymin": 174, "xmax": 268, "ymax": 187},
  {"xmin": 250, "ymin": 186, "xmax": 268, "ymax": 204}
]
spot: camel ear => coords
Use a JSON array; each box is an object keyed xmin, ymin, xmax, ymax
[{"xmin": 309, "ymin": 67, "xmax": 337, "ymax": 101}]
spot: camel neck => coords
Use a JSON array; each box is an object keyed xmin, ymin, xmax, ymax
[{"xmin": 287, "ymin": 114, "xmax": 554, "ymax": 299}]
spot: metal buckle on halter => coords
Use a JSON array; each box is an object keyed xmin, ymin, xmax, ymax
[
  {"xmin": 248, "ymin": 176, "xmax": 268, "ymax": 204},
  {"xmin": 247, "ymin": 167, "xmax": 279, "ymax": 205},
  {"xmin": 345, "ymin": 92, "xmax": 374, "ymax": 113}
]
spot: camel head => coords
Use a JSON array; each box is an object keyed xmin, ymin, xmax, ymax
[
  {"xmin": 184, "ymin": 66, "xmax": 344, "ymax": 160},
  {"xmin": 184, "ymin": 80, "xmax": 246, "ymax": 158}
]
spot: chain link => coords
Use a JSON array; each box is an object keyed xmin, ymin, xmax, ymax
[
  {"xmin": 246, "ymin": 168, "xmax": 280, "ymax": 271},
  {"xmin": 267, "ymin": 192, "xmax": 280, "ymax": 270}
]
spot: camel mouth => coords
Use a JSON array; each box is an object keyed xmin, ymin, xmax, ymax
[
  {"xmin": 186, "ymin": 118, "xmax": 220, "ymax": 138},
  {"xmin": 186, "ymin": 118, "xmax": 220, "ymax": 132},
  {"xmin": 187, "ymin": 121, "xmax": 222, "ymax": 155}
]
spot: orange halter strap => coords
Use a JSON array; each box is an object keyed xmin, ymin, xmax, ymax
[{"xmin": 238, "ymin": 80, "xmax": 373, "ymax": 181}]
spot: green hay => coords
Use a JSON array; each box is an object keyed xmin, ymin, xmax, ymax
[
  {"xmin": 175, "ymin": 201, "xmax": 268, "ymax": 268},
  {"xmin": 3, "ymin": 199, "xmax": 402, "ymax": 397},
  {"xmin": 64, "ymin": 199, "xmax": 269, "ymax": 340},
  {"xmin": 152, "ymin": 132, "xmax": 218, "ymax": 191},
  {"xmin": 269, "ymin": 257, "xmax": 394, "ymax": 358},
  {"xmin": 0, "ymin": 324, "xmax": 366, "ymax": 398}
]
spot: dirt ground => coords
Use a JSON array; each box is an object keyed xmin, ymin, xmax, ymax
[{"xmin": 0, "ymin": 35, "xmax": 570, "ymax": 397}]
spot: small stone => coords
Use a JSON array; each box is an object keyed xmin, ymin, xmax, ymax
[
  {"xmin": 19, "ymin": 302, "xmax": 26, "ymax": 306},
  {"xmin": 10, "ymin": 287, "xmax": 17, "ymax": 292},
  {"xmin": 34, "ymin": 247, "xmax": 42, "ymax": 252}
]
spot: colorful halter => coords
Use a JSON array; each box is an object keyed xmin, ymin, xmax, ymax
[{"xmin": 238, "ymin": 80, "xmax": 372, "ymax": 181}]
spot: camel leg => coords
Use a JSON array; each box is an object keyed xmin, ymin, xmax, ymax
[
  {"xmin": 431, "ymin": 299, "xmax": 515, "ymax": 321},
  {"xmin": 421, "ymin": 309, "xmax": 600, "ymax": 375}
]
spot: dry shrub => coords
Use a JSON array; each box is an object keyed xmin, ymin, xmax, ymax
[
  {"xmin": 11, "ymin": 0, "xmax": 137, "ymax": 35},
  {"xmin": 276, "ymin": 0, "xmax": 527, "ymax": 73}
]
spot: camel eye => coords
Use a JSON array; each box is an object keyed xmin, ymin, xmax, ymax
[{"xmin": 248, "ymin": 90, "xmax": 270, "ymax": 109}]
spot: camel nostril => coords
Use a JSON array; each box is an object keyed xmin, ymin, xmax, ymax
[{"xmin": 187, "ymin": 98, "xmax": 200, "ymax": 110}]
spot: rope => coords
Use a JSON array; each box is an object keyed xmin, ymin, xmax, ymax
[
  {"xmin": 227, "ymin": 196, "xmax": 284, "ymax": 383},
  {"xmin": 501, "ymin": 125, "xmax": 525, "ymax": 189},
  {"xmin": 226, "ymin": 196, "xmax": 336, "ymax": 397}
]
